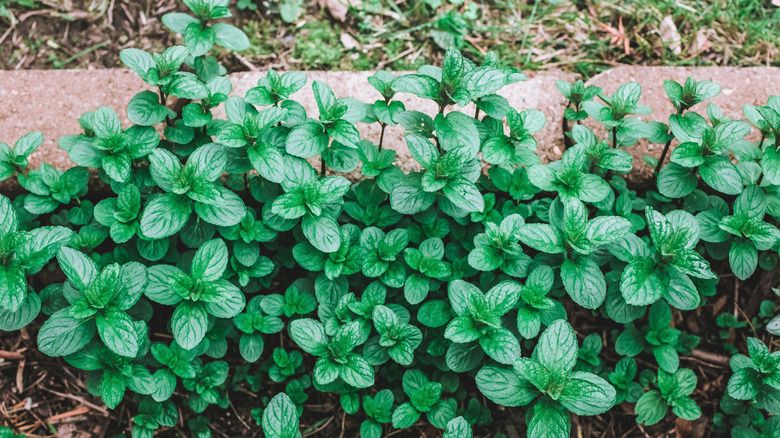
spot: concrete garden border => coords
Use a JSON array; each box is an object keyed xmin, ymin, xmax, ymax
[{"xmin": 1, "ymin": 66, "xmax": 778, "ymax": 190}]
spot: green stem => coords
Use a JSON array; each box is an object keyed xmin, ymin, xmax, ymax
[
  {"xmin": 655, "ymin": 108, "xmax": 685, "ymax": 175},
  {"xmin": 654, "ymin": 139, "xmax": 673, "ymax": 175},
  {"xmin": 611, "ymin": 127, "xmax": 617, "ymax": 149},
  {"xmin": 378, "ymin": 123, "xmax": 386, "ymax": 152}
]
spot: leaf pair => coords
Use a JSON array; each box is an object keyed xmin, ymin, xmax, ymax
[
  {"xmin": 519, "ymin": 197, "xmax": 631, "ymax": 309},
  {"xmin": 0, "ymin": 195, "xmax": 73, "ymax": 313},
  {"xmin": 528, "ymin": 144, "xmax": 611, "ymax": 203},
  {"xmin": 289, "ymin": 318, "xmax": 375, "ymax": 388},
  {"xmin": 145, "ymin": 239, "xmax": 246, "ymax": 349},
  {"xmin": 63, "ymin": 107, "xmax": 160, "ymax": 183},
  {"xmin": 64, "ymin": 341, "xmax": 156, "ymax": 409},
  {"xmin": 476, "ymin": 320, "xmax": 615, "ymax": 438},
  {"xmin": 285, "ymin": 81, "xmax": 363, "ymax": 159},
  {"xmin": 140, "ymin": 144, "xmax": 246, "ymax": 239},
  {"xmin": 19, "ymin": 164, "xmax": 90, "ymax": 214},
  {"xmin": 38, "ymin": 247, "xmax": 148, "ymax": 359},
  {"xmin": 162, "ymin": 0, "xmax": 249, "ymax": 56},
  {"xmin": 611, "ymin": 207, "xmax": 715, "ymax": 310},
  {"xmin": 445, "ymin": 279, "xmax": 522, "ymax": 366},
  {"xmin": 391, "ymin": 369, "xmax": 456, "ymax": 429},
  {"xmin": 698, "ymin": 186, "xmax": 780, "ymax": 280},
  {"xmin": 635, "ymin": 368, "xmax": 700, "ymax": 425},
  {"xmin": 271, "ymin": 157, "xmax": 350, "ymax": 252},
  {"xmin": 0, "ymin": 131, "xmax": 43, "ymax": 181},
  {"xmin": 727, "ymin": 337, "xmax": 780, "ymax": 415}
]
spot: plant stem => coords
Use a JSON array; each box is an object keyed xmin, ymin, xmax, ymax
[
  {"xmin": 562, "ymin": 115, "xmax": 572, "ymax": 151},
  {"xmin": 158, "ymin": 87, "xmax": 167, "ymax": 106},
  {"xmin": 654, "ymin": 139, "xmax": 673, "ymax": 175},
  {"xmin": 757, "ymin": 173, "xmax": 764, "ymax": 186},
  {"xmin": 474, "ymin": 105, "xmax": 480, "ymax": 119},
  {"xmin": 378, "ymin": 123, "xmax": 386, "ymax": 151},
  {"xmin": 611, "ymin": 127, "xmax": 617, "ymax": 149},
  {"xmin": 321, "ymin": 158, "xmax": 326, "ymax": 176}
]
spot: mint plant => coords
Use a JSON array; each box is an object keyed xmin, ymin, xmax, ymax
[
  {"xmin": 3, "ymin": 6, "xmax": 780, "ymax": 436},
  {"xmin": 0, "ymin": 131, "xmax": 42, "ymax": 181},
  {"xmin": 727, "ymin": 337, "xmax": 780, "ymax": 415},
  {"xmin": 635, "ymin": 368, "xmax": 701, "ymax": 426},
  {"xmin": 476, "ymin": 320, "xmax": 615, "ymax": 437}
]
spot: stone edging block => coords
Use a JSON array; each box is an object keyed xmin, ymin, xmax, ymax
[{"xmin": 1, "ymin": 66, "xmax": 778, "ymax": 191}]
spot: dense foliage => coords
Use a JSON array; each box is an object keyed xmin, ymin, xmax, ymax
[{"xmin": 1, "ymin": 1, "xmax": 780, "ymax": 436}]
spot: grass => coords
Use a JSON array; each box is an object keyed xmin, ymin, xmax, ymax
[{"xmin": 0, "ymin": 0, "xmax": 778, "ymax": 77}]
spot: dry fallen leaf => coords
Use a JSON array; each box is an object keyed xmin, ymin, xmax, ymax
[
  {"xmin": 659, "ymin": 15, "xmax": 682, "ymax": 56},
  {"xmin": 690, "ymin": 28, "xmax": 712, "ymax": 55},
  {"xmin": 316, "ymin": 0, "xmax": 361, "ymax": 22},
  {"xmin": 340, "ymin": 32, "xmax": 360, "ymax": 50}
]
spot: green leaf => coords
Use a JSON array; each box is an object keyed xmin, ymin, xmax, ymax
[
  {"xmin": 561, "ymin": 257, "xmax": 606, "ymax": 309},
  {"xmin": 288, "ymin": 318, "xmax": 328, "ymax": 356},
  {"xmin": 537, "ymin": 320, "xmax": 577, "ymax": 379},
  {"xmin": 92, "ymin": 107, "xmax": 123, "ymax": 138},
  {"xmin": 442, "ymin": 178, "xmax": 484, "ymax": 213},
  {"xmin": 0, "ymin": 266, "xmax": 28, "ymax": 313},
  {"xmin": 262, "ymin": 393, "xmax": 300, "ymax": 438},
  {"xmin": 700, "ymin": 158, "xmax": 743, "ymax": 195},
  {"xmin": 527, "ymin": 398, "xmax": 571, "ymax": 438},
  {"xmin": 171, "ymin": 301, "xmax": 209, "ymax": 350},
  {"xmin": 620, "ymin": 258, "xmax": 663, "ymax": 306},
  {"xmin": 0, "ymin": 195, "xmax": 18, "ymax": 237},
  {"xmin": 56, "ymin": 247, "xmax": 98, "ymax": 291},
  {"xmin": 657, "ymin": 163, "xmax": 697, "ymax": 198},
  {"xmin": 212, "ymin": 23, "xmax": 249, "ymax": 51},
  {"xmin": 14, "ymin": 131, "xmax": 44, "ymax": 157},
  {"xmin": 653, "ymin": 344, "xmax": 679, "ymax": 374},
  {"xmin": 185, "ymin": 22, "xmax": 216, "ymax": 56},
  {"xmin": 286, "ymin": 121, "xmax": 328, "ymax": 158},
  {"xmin": 390, "ymin": 174, "xmax": 436, "ymax": 215},
  {"xmin": 239, "ymin": 332, "xmax": 264, "ymax": 362},
  {"xmin": 475, "ymin": 365, "xmax": 537, "ymax": 407},
  {"xmin": 558, "ymin": 372, "xmax": 615, "ymax": 415},
  {"xmin": 392, "ymin": 402, "xmax": 422, "ymax": 429},
  {"xmin": 443, "ymin": 417, "xmax": 472, "ymax": 438},
  {"xmin": 162, "ymin": 12, "xmax": 199, "ymax": 34},
  {"xmin": 479, "ymin": 327, "xmax": 521, "ymax": 364},
  {"xmin": 0, "ymin": 293, "xmax": 41, "ymax": 331},
  {"xmin": 730, "ymin": 237, "xmax": 758, "ymax": 280},
  {"xmin": 635, "ymin": 390, "xmax": 668, "ymax": 426},
  {"xmin": 518, "ymin": 224, "xmax": 564, "ymax": 254},
  {"xmin": 341, "ymin": 354, "xmax": 375, "ymax": 388},
  {"xmin": 97, "ymin": 310, "xmax": 139, "ymax": 358},
  {"xmin": 301, "ymin": 214, "xmax": 341, "ymax": 253},
  {"xmin": 585, "ymin": 216, "xmax": 632, "ymax": 245},
  {"xmin": 191, "ymin": 239, "xmax": 228, "ymax": 282},
  {"xmin": 128, "ymin": 91, "xmax": 168, "ymax": 126},
  {"xmin": 193, "ymin": 187, "xmax": 246, "ymax": 227},
  {"xmin": 120, "ymin": 48, "xmax": 154, "ymax": 79},
  {"xmin": 14, "ymin": 226, "xmax": 74, "ymax": 273},
  {"xmin": 148, "ymin": 149, "xmax": 182, "ymax": 192},
  {"xmin": 391, "ymin": 74, "xmax": 440, "ymax": 101},
  {"xmin": 249, "ymin": 145, "xmax": 286, "ymax": 184},
  {"xmin": 37, "ymin": 309, "xmax": 95, "ymax": 356},
  {"xmin": 672, "ymin": 396, "xmax": 701, "ymax": 421},
  {"xmin": 405, "ymin": 133, "xmax": 439, "ymax": 169},
  {"xmin": 140, "ymin": 194, "xmax": 192, "ymax": 239},
  {"xmin": 728, "ymin": 368, "xmax": 761, "ymax": 400}
]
